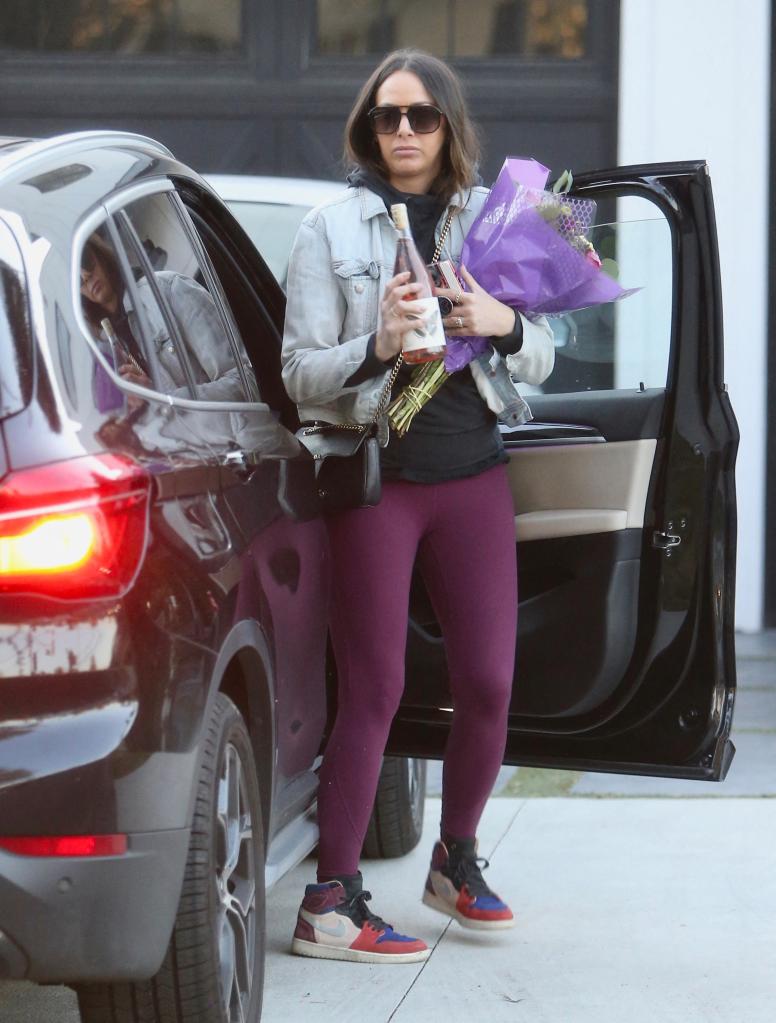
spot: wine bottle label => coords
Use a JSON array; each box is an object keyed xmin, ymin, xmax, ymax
[{"xmin": 401, "ymin": 297, "xmax": 447, "ymax": 353}]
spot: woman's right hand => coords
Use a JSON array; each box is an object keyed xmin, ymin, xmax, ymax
[
  {"xmin": 118, "ymin": 363, "xmax": 152, "ymax": 412},
  {"xmin": 375, "ymin": 271, "xmax": 425, "ymax": 362}
]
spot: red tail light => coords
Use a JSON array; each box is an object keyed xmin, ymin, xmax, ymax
[
  {"xmin": 0, "ymin": 453, "xmax": 151, "ymax": 598},
  {"xmin": 0, "ymin": 834, "xmax": 127, "ymax": 857}
]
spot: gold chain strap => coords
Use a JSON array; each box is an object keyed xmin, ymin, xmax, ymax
[
  {"xmin": 303, "ymin": 207, "xmax": 455, "ymax": 438},
  {"xmin": 433, "ymin": 206, "xmax": 455, "ymax": 264}
]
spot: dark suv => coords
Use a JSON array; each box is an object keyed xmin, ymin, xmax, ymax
[{"xmin": 0, "ymin": 133, "xmax": 738, "ymax": 1023}]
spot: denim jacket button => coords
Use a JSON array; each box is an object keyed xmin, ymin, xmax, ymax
[{"xmin": 354, "ymin": 282, "xmax": 365, "ymax": 294}]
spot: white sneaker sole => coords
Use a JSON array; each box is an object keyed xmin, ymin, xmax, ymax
[
  {"xmin": 291, "ymin": 937, "xmax": 431, "ymax": 964},
  {"xmin": 422, "ymin": 889, "xmax": 515, "ymax": 930}
]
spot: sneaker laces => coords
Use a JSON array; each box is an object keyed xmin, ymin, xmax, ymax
[
  {"xmin": 450, "ymin": 852, "xmax": 493, "ymax": 898},
  {"xmin": 345, "ymin": 889, "xmax": 390, "ymax": 932}
]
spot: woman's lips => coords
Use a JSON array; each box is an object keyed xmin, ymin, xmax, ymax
[{"xmin": 393, "ymin": 147, "xmax": 420, "ymax": 156}]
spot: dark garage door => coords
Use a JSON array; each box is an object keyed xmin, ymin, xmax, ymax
[{"xmin": 0, "ymin": 0, "xmax": 619, "ymax": 184}]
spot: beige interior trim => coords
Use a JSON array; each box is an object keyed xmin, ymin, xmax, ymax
[
  {"xmin": 516, "ymin": 508, "xmax": 628, "ymax": 542},
  {"xmin": 507, "ymin": 438, "xmax": 657, "ymax": 541}
]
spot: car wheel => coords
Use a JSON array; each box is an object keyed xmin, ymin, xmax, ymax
[
  {"xmin": 75, "ymin": 692, "xmax": 265, "ymax": 1023},
  {"xmin": 362, "ymin": 756, "xmax": 427, "ymax": 858}
]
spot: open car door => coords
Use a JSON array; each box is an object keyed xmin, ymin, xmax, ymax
[{"xmin": 393, "ymin": 161, "xmax": 739, "ymax": 782}]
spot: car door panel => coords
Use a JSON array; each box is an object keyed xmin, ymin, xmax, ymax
[
  {"xmin": 506, "ymin": 438, "xmax": 656, "ymax": 541},
  {"xmin": 523, "ymin": 389, "xmax": 666, "ymax": 441},
  {"xmin": 392, "ymin": 161, "xmax": 739, "ymax": 781}
]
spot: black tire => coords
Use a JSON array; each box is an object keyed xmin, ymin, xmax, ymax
[
  {"xmin": 362, "ymin": 756, "xmax": 427, "ymax": 858},
  {"xmin": 75, "ymin": 693, "xmax": 265, "ymax": 1023}
]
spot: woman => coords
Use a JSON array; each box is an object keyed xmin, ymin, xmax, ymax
[{"xmin": 282, "ymin": 49, "xmax": 554, "ymax": 965}]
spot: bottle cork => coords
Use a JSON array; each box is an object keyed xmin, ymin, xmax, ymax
[{"xmin": 390, "ymin": 203, "xmax": 409, "ymax": 230}]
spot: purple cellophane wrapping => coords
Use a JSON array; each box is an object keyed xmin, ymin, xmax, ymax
[{"xmin": 444, "ymin": 157, "xmax": 639, "ymax": 373}]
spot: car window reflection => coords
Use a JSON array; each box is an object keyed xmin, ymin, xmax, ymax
[{"xmin": 79, "ymin": 223, "xmax": 298, "ymax": 463}]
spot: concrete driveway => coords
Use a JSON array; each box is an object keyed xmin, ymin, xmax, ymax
[{"xmin": 2, "ymin": 631, "xmax": 774, "ymax": 1022}]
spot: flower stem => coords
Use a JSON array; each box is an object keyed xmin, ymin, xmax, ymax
[{"xmin": 387, "ymin": 360, "xmax": 451, "ymax": 437}]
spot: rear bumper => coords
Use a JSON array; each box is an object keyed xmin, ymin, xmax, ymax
[{"xmin": 0, "ymin": 827, "xmax": 189, "ymax": 983}]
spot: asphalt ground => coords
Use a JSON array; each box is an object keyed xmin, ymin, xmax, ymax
[{"xmin": 1, "ymin": 631, "xmax": 774, "ymax": 1022}]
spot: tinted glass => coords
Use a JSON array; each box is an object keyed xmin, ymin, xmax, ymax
[
  {"xmin": 0, "ymin": 0, "xmax": 242, "ymax": 55},
  {"xmin": 114, "ymin": 191, "xmax": 257, "ymax": 404},
  {"xmin": 316, "ymin": 0, "xmax": 588, "ymax": 59},
  {"xmin": 224, "ymin": 201, "xmax": 310, "ymax": 288},
  {"xmin": 0, "ymin": 219, "xmax": 33, "ymax": 420},
  {"xmin": 182, "ymin": 192, "xmax": 299, "ymax": 428},
  {"xmin": 541, "ymin": 194, "xmax": 672, "ymax": 396},
  {"xmin": 75, "ymin": 222, "xmax": 201, "ymax": 460}
]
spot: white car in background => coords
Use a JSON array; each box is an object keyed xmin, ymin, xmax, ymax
[{"xmin": 206, "ymin": 174, "xmax": 344, "ymax": 289}]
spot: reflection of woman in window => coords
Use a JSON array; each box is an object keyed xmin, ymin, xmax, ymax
[
  {"xmin": 81, "ymin": 235, "xmax": 149, "ymax": 407},
  {"xmin": 80, "ymin": 233, "xmax": 245, "ymax": 403}
]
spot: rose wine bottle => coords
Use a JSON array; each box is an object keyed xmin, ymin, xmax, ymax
[{"xmin": 390, "ymin": 203, "xmax": 446, "ymax": 364}]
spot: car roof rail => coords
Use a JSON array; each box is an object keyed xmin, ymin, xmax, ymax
[{"xmin": 0, "ymin": 130, "xmax": 175, "ymax": 186}]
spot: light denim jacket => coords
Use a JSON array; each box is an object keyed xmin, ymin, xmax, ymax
[{"xmin": 281, "ymin": 185, "xmax": 555, "ymax": 432}]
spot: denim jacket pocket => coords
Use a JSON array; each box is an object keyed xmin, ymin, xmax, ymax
[{"xmin": 333, "ymin": 258, "xmax": 381, "ymax": 339}]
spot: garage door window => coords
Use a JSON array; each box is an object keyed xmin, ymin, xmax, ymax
[
  {"xmin": 316, "ymin": 0, "xmax": 589, "ymax": 58},
  {"xmin": 1, "ymin": 0, "xmax": 242, "ymax": 54}
]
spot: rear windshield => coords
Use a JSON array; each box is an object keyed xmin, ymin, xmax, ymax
[{"xmin": 0, "ymin": 218, "xmax": 33, "ymax": 420}]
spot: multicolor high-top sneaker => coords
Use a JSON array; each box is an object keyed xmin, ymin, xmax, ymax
[
  {"xmin": 422, "ymin": 839, "xmax": 514, "ymax": 930},
  {"xmin": 292, "ymin": 873, "xmax": 430, "ymax": 964}
]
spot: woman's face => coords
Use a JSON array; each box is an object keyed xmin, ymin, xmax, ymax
[
  {"xmin": 373, "ymin": 70, "xmax": 447, "ymax": 194},
  {"xmin": 80, "ymin": 248, "xmax": 117, "ymax": 312}
]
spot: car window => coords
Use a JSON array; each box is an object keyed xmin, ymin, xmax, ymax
[
  {"xmin": 224, "ymin": 200, "xmax": 311, "ymax": 288},
  {"xmin": 179, "ymin": 189, "xmax": 299, "ymax": 430},
  {"xmin": 75, "ymin": 222, "xmax": 219, "ymax": 460},
  {"xmin": 0, "ymin": 218, "xmax": 33, "ymax": 420},
  {"xmin": 541, "ymin": 194, "xmax": 672, "ymax": 396},
  {"xmin": 108, "ymin": 191, "xmax": 258, "ymax": 405}
]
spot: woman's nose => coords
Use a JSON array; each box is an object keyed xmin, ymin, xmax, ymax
[{"xmin": 397, "ymin": 112, "xmax": 414, "ymax": 135}]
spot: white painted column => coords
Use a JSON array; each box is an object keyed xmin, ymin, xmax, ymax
[{"xmin": 619, "ymin": 0, "xmax": 771, "ymax": 632}]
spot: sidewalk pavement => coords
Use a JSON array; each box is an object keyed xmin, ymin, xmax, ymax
[
  {"xmin": 261, "ymin": 795, "xmax": 776, "ymax": 1023},
  {"xmin": 2, "ymin": 631, "xmax": 774, "ymax": 1022},
  {"xmin": 266, "ymin": 630, "xmax": 776, "ymax": 1019}
]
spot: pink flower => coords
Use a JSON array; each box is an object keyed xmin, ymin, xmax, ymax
[{"xmin": 585, "ymin": 247, "xmax": 602, "ymax": 269}]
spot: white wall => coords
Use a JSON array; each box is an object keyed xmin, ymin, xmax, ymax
[{"xmin": 619, "ymin": 0, "xmax": 771, "ymax": 632}]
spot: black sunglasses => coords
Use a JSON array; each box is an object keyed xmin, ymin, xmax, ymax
[{"xmin": 367, "ymin": 103, "xmax": 444, "ymax": 135}]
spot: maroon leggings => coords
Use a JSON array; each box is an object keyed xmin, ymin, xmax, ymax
[{"xmin": 317, "ymin": 463, "xmax": 518, "ymax": 877}]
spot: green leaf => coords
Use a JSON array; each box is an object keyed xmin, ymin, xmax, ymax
[{"xmin": 551, "ymin": 169, "xmax": 574, "ymax": 194}]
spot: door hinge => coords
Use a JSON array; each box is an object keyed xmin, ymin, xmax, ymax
[{"xmin": 652, "ymin": 529, "xmax": 681, "ymax": 554}]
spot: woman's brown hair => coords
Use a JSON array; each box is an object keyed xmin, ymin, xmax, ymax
[
  {"xmin": 80, "ymin": 231, "xmax": 124, "ymax": 337},
  {"xmin": 344, "ymin": 49, "xmax": 480, "ymax": 200}
]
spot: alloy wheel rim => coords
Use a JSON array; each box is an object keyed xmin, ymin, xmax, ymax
[{"xmin": 215, "ymin": 741, "xmax": 256, "ymax": 1022}]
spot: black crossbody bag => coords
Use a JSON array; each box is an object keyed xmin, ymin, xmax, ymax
[
  {"xmin": 297, "ymin": 209, "xmax": 454, "ymax": 515},
  {"xmin": 297, "ymin": 352, "xmax": 403, "ymax": 515}
]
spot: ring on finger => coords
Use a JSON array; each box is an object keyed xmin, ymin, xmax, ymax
[
  {"xmin": 453, "ymin": 291, "xmax": 464, "ymax": 305},
  {"xmin": 456, "ymin": 316, "xmax": 464, "ymax": 329}
]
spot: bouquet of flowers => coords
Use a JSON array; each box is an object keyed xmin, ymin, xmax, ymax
[{"xmin": 387, "ymin": 157, "xmax": 638, "ymax": 437}]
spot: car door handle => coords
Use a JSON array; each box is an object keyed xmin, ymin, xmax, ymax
[{"xmin": 222, "ymin": 450, "xmax": 259, "ymax": 482}]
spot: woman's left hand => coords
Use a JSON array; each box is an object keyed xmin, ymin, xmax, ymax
[{"xmin": 438, "ymin": 265, "xmax": 516, "ymax": 338}]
